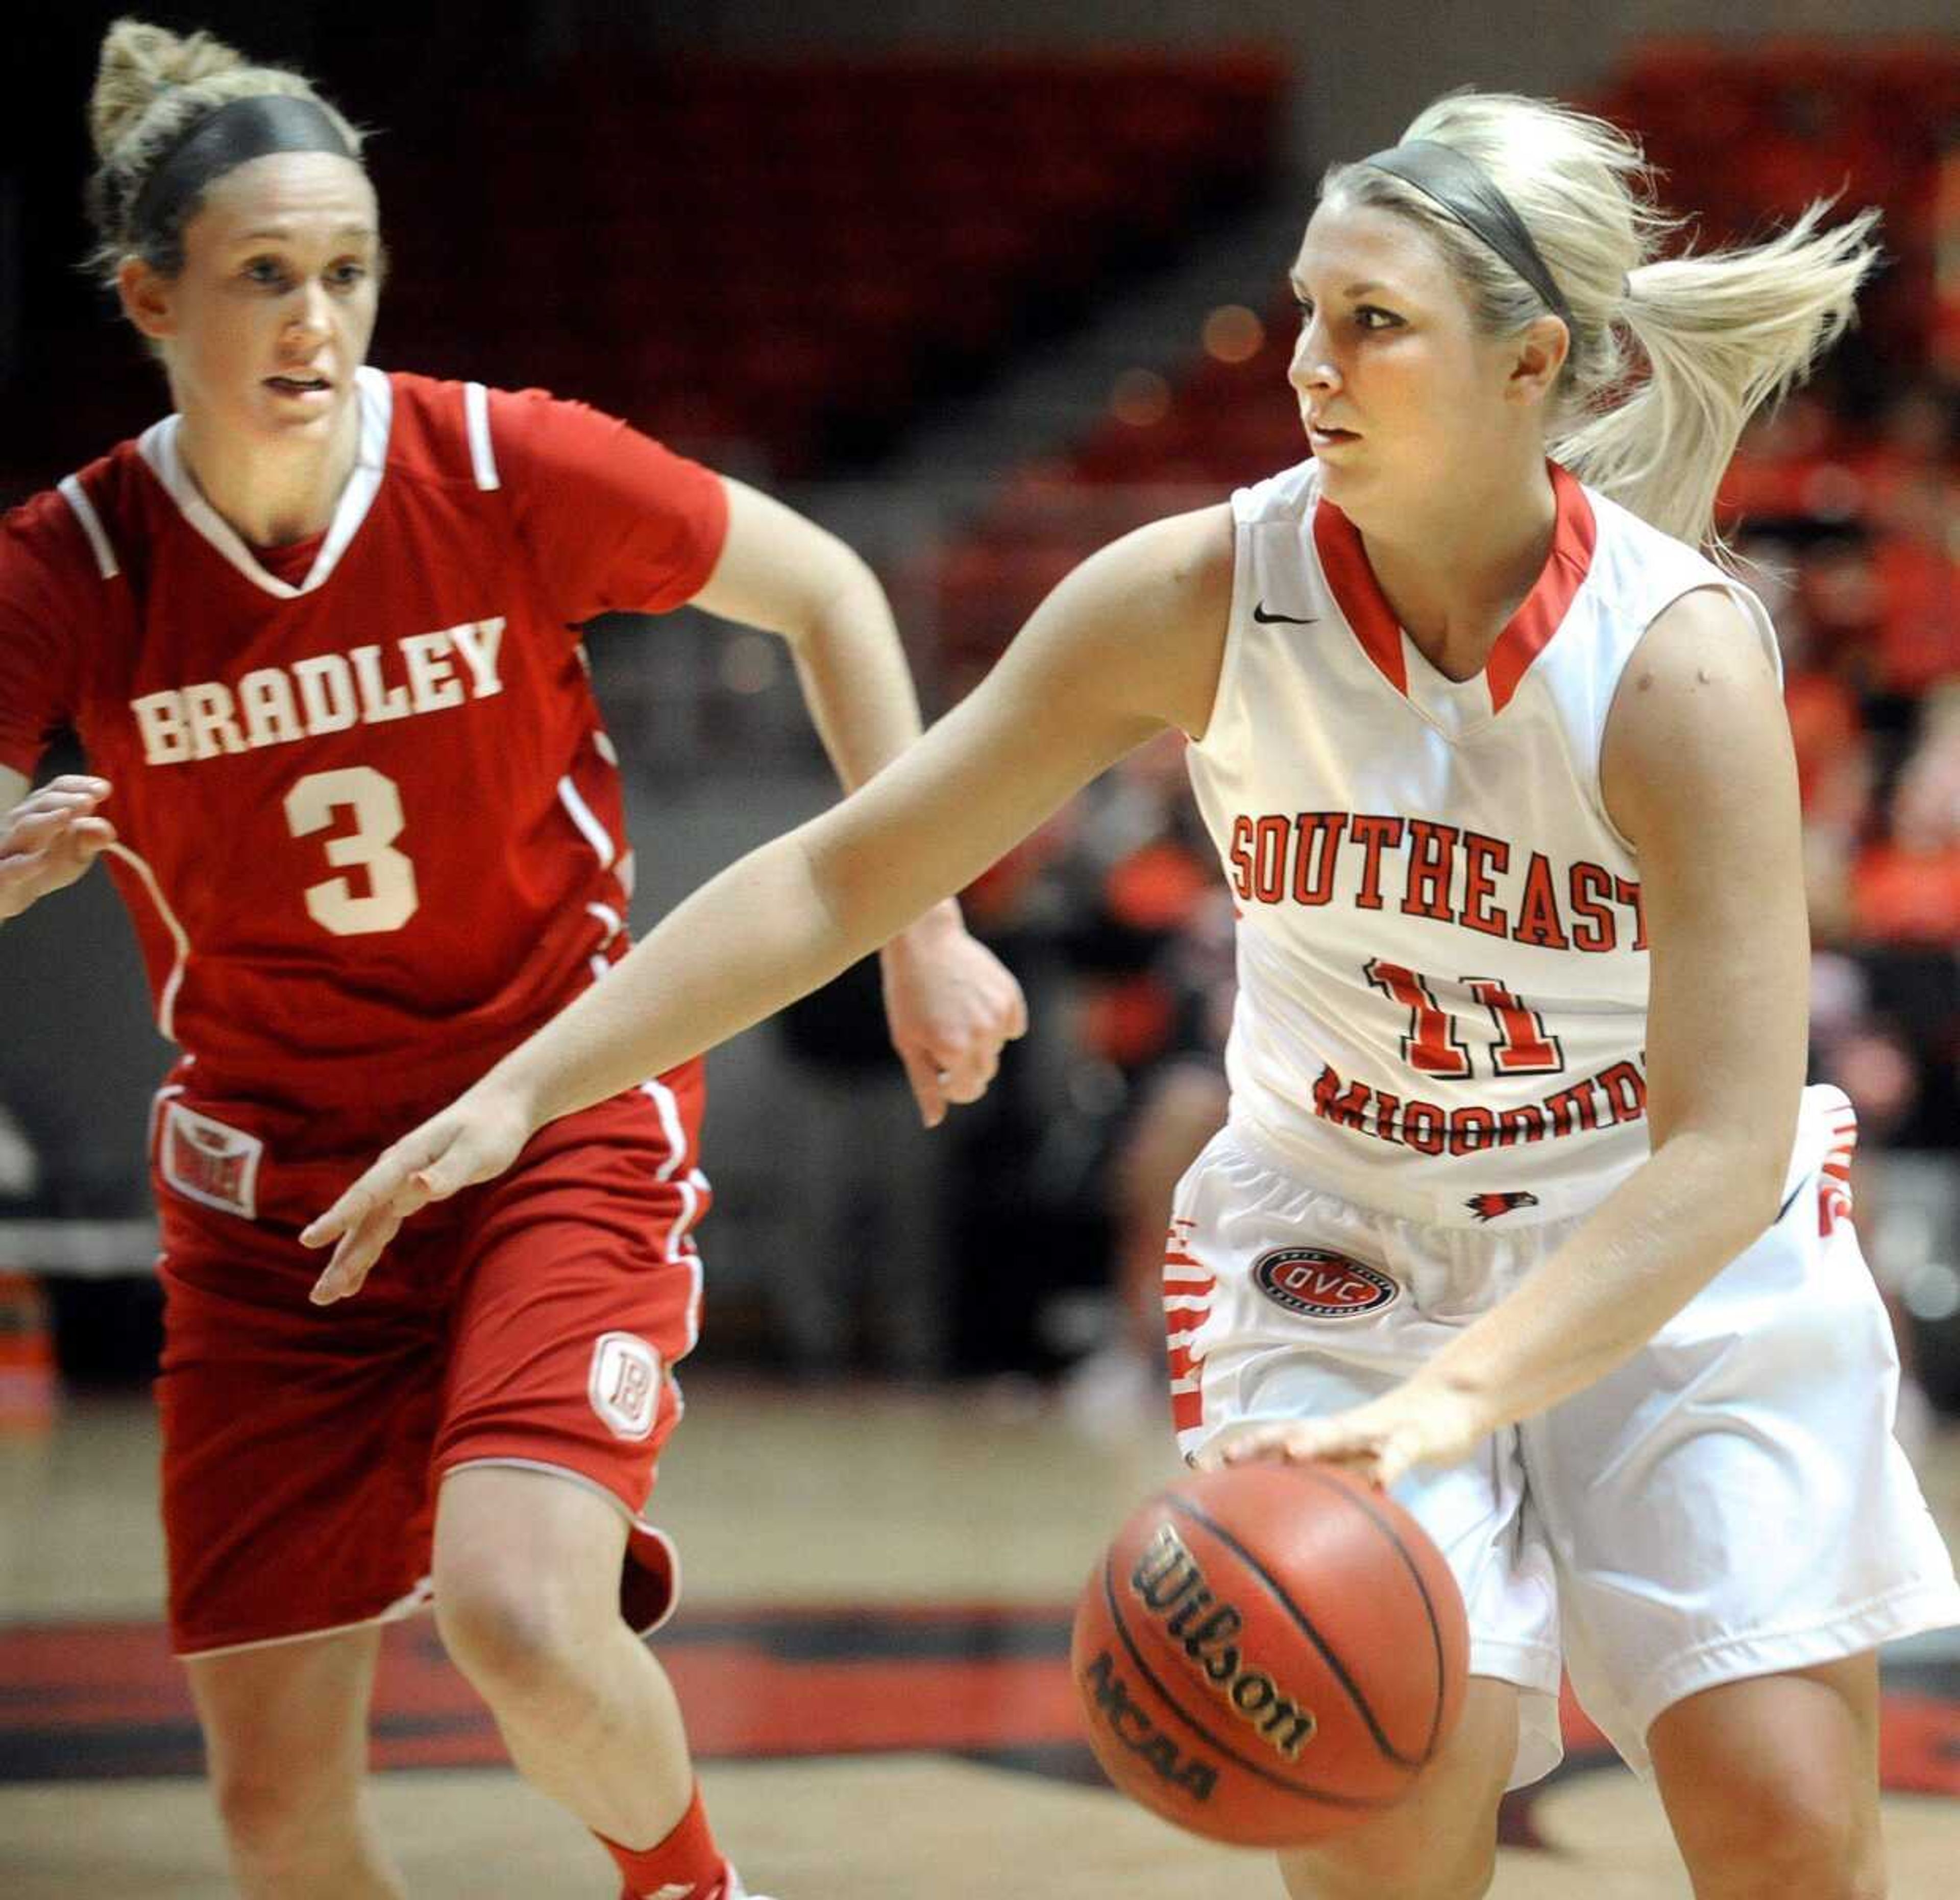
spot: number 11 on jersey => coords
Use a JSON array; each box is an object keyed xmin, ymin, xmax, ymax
[{"xmin": 1365, "ymin": 960, "xmax": 1564, "ymax": 1079}]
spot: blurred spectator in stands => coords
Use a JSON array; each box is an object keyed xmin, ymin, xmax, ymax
[
  {"xmin": 1816, "ymin": 692, "xmax": 1960, "ymax": 1453},
  {"xmin": 1812, "ymin": 954, "xmax": 1922, "ymax": 1146},
  {"xmin": 1068, "ymin": 887, "xmax": 1235, "ymax": 1428},
  {"xmin": 1002, "ymin": 732, "xmax": 1237, "ymax": 1424},
  {"xmin": 1869, "ymin": 462, "xmax": 1960, "ymax": 706},
  {"xmin": 1811, "ymin": 948, "xmax": 1942, "ymax": 1455},
  {"xmin": 1852, "ymin": 687, "xmax": 1960, "ymax": 948},
  {"xmin": 768, "ymin": 956, "xmax": 954, "ymax": 1382},
  {"xmin": 1798, "ymin": 530, "xmax": 1888, "ymax": 686},
  {"xmin": 1723, "ymin": 388, "xmax": 1858, "ymax": 524},
  {"xmin": 1745, "ymin": 531, "xmax": 1875, "ymax": 939},
  {"xmin": 1851, "ymin": 381, "xmax": 1956, "ymax": 517},
  {"xmin": 0, "ymin": 1098, "xmax": 42, "ymax": 1204}
]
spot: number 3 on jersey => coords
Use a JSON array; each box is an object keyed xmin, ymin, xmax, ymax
[
  {"xmin": 1365, "ymin": 959, "xmax": 1563, "ymax": 1078},
  {"xmin": 283, "ymin": 766, "xmax": 420, "ymax": 936}
]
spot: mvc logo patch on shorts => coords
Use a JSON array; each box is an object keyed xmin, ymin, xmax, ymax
[
  {"xmin": 589, "ymin": 1331, "xmax": 663, "ymax": 1441},
  {"xmin": 1252, "ymin": 1246, "xmax": 1399, "ymax": 1320}
]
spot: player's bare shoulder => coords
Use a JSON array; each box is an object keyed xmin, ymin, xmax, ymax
[
  {"xmin": 1017, "ymin": 503, "xmax": 1234, "ymax": 739},
  {"xmin": 1110, "ymin": 500, "xmax": 1236, "ymax": 633},
  {"xmin": 1602, "ymin": 584, "xmax": 1791, "ymax": 848}
]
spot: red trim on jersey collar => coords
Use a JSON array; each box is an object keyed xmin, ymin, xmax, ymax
[
  {"xmin": 1311, "ymin": 461, "xmax": 1597, "ymax": 713},
  {"xmin": 1311, "ymin": 494, "xmax": 1407, "ymax": 694}
]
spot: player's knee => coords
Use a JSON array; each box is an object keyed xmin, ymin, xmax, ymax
[
  {"xmin": 435, "ymin": 1569, "xmax": 587, "ymax": 1716},
  {"xmin": 1683, "ymin": 1778, "xmax": 1875, "ymax": 1899},
  {"xmin": 211, "ymin": 1753, "xmax": 346, "ymax": 1870}
]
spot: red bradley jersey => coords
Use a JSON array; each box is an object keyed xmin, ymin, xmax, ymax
[{"xmin": 0, "ymin": 368, "xmax": 728, "ymax": 1122}]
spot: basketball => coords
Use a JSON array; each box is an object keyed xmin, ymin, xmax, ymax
[{"xmin": 1070, "ymin": 1460, "xmax": 1468, "ymax": 1847}]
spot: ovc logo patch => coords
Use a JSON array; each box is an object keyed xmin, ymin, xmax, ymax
[{"xmin": 1251, "ymin": 1247, "xmax": 1399, "ymax": 1320}]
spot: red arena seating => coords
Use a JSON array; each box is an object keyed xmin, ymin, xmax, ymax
[{"xmin": 371, "ymin": 51, "xmax": 1289, "ymax": 478}]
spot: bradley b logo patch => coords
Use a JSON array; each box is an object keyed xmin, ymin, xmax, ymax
[{"xmin": 590, "ymin": 1332, "xmax": 662, "ymax": 1441}]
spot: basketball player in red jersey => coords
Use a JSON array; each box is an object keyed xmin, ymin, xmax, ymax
[
  {"xmin": 310, "ymin": 90, "xmax": 1960, "ymax": 1900},
  {"xmin": 0, "ymin": 20, "xmax": 1024, "ymax": 1900}
]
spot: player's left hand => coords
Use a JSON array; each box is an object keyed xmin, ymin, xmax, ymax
[
  {"xmin": 300, "ymin": 1081, "xmax": 537, "ymax": 1304},
  {"xmin": 1190, "ymin": 1379, "xmax": 1497, "ymax": 1491},
  {"xmin": 879, "ymin": 900, "xmax": 1028, "ymax": 1127}
]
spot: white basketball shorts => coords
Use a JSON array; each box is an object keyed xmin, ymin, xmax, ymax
[{"xmin": 1165, "ymin": 1084, "xmax": 1960, "ymax": 1786}]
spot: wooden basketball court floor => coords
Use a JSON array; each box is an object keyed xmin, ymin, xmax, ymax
[{"xmin": 4, "ymin": 1376, "xmax": 1957, "ymax": 1897}]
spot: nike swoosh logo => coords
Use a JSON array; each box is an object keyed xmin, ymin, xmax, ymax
[{"xmin": 1253, "ymin": 602, "xmax": 1316, "ymax": 624}]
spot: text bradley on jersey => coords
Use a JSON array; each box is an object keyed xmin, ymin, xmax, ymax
[{"xmin": 128, "ymin": 618, "xmax": 507, "ymax": 765}]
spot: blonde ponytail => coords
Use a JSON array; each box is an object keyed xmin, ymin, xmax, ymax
[
  {"xmin": 1562, "ymin": 206, "xmax": 1880, "ymax": 549},
  {"xmin": 1321, "ymin": 91, "xmax": 1882, "ymax": 552}
]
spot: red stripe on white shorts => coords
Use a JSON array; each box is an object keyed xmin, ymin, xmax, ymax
[{"xmin": 1163, "ymin": 1222, "xmax": 1210, "ymax": 1438}]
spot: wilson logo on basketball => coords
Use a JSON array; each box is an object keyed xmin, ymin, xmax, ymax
[
  {"xmin": 1130, "ymin": 1523, "xmax": 1317, "ymax": 1761},
  {"xmin": 1252, "ymin": 1248, "xmax": 1398, "ymax": 1320}
]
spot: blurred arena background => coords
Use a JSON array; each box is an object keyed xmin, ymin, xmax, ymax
[
  {"xmin": 5, "ymin": 0, "xmax": 1956, "ymax": 1411},
  {"xmin": 1, "ymin": 8, "xmax": 1958, "ymax": 1891}
]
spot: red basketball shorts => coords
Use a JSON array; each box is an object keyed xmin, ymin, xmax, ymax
[{"xmin": 151, "ymin": 1068, "xmax": 708, "ymax": 1657}]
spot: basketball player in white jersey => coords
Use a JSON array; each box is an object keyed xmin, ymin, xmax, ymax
[{"xmin": 301, "ymin": 93, "xmax": 1960, "ymax": 1898}]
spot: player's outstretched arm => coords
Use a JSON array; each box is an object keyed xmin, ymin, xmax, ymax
[
  {"xmin": 0, "ymin": 768, "xmax": 117, "ymax": 925},
  {"xmin": 689, "ymin": 478, "xmax": 1027, "ymax": 1124},
  {"xmin": 1205, "ymin": 587, "xmax": 1808, "ymax": 1487},
  {"xmin": 303, "ymin": 505, "xmax": 1235, "ymax": 1301}
]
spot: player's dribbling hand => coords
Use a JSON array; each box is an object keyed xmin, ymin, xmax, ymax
[
  {"xmin": 0, "ymin": 776, "xmax": 117, "ymax": 921},
  {"xmin": 300, "ymin": 1085, "xmax": 536, "ymax": 1303},
  {"xmin": 879, "ymin": 902, "xmax": 1029, "ymax": 1128},
  {"xmin": 1190, "ymin": 1379, "xmax": 1496, "ymax": 1491}
]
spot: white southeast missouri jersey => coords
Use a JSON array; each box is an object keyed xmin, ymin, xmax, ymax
[{"xmin": 1185, "ymin": 457, "xmax": 1777, "ymax": 1227}]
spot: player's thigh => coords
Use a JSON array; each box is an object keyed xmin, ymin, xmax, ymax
[
  {"xmin": 1649, "ymin": 1652, "xmax": 1883, "ymax": 1892},
  {"xmin": 1277, "ymin": 1674, "xmax": 1516, "ymax": 1900},
  {"xmin": 186, "ymin": 1626, "xmax": 383, "ymax": 1820}
]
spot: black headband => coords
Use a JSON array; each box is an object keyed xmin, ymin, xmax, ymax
[
  {"xmin": 131, "ymin": 94, "xmax": 356, "ymax": 240},
  {"xmin": 1361, "ymin": 139, "xmax": 1573, "ymax": 330}
]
